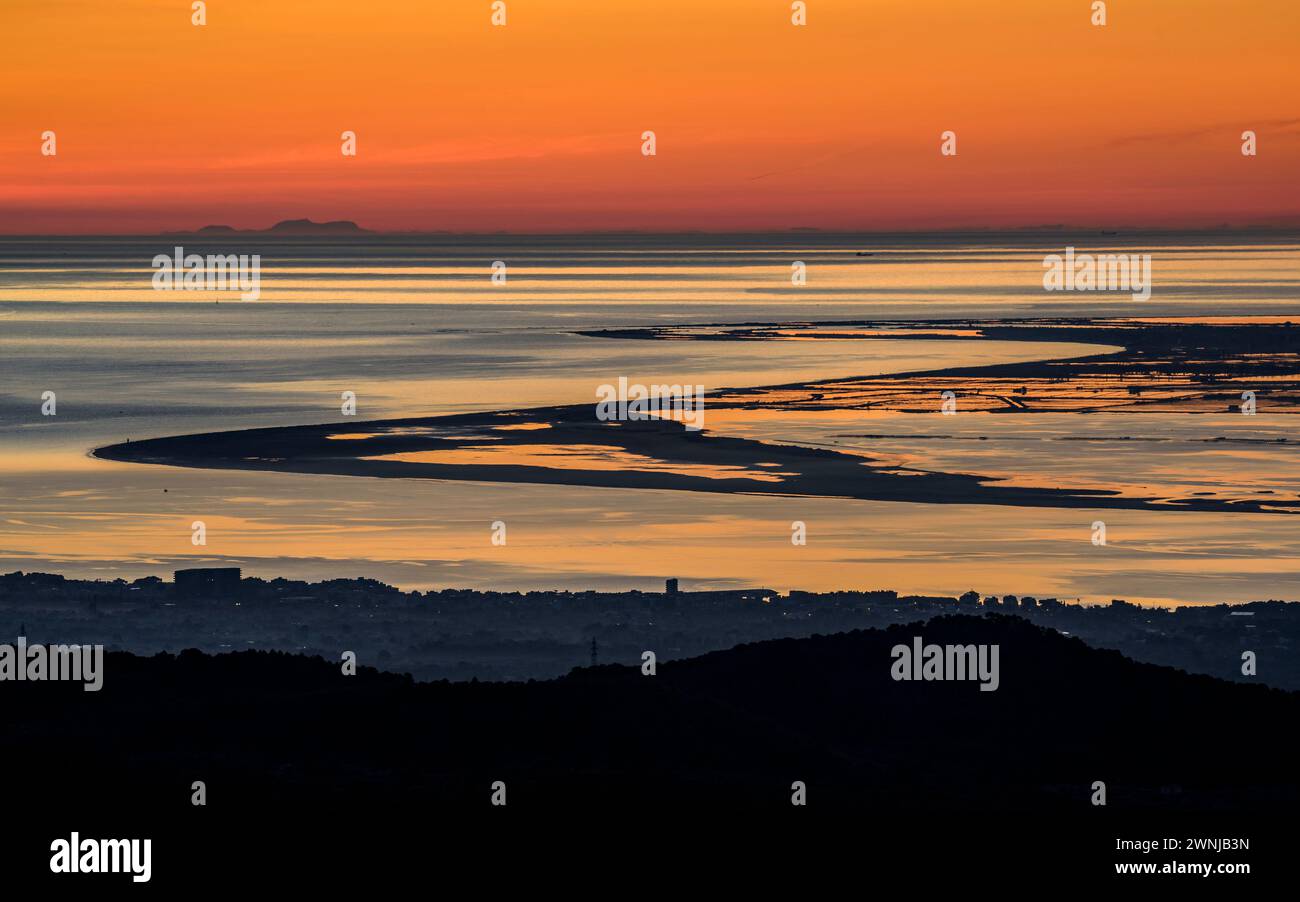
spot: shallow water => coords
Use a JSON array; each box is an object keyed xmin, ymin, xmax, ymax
[{"xmin": 1, "ymin": 235, "xmax": 1298, "ymax": 605}]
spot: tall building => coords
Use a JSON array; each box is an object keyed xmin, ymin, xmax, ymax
[{"xmin": 666, "ymin": 578, "xmax": 679, "ymax": 595}]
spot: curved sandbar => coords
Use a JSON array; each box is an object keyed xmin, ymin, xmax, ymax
[{"xmin": 94, "ymin": 318, "xmax": 1300, "ymax": 514}]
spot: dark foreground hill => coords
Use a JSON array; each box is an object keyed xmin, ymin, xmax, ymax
[
  {"xmin": 4, "ymin": 614, "xmax": 1296, "ymax": 813},
  {"xmin": 1, "ymin": 615, "xmax": 1292, "ymax": 885}
]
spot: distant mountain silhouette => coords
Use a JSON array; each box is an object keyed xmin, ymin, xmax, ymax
[
  {"xmin": 265, "ymin": 218, "xmax": 367, "ymax": 235},
  {"xmin": 171, "ymin": 219, "xmax": 369, "ymax": 236}
]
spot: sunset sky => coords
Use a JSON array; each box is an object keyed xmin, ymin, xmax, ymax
[{"xmin": 2, "ymin": 0, "xmax": 1297, "ymax": 233}]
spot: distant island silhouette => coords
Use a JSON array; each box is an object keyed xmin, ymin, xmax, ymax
[{"xmin": 168, "ymin": 219, "xmax": 369, "ymax": 236}]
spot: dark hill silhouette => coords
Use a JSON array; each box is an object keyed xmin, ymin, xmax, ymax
[
  {"xmin": 4, "ymin": 614, "xmax": 1291, "ymax": 886},
  {"xmin": 4, "ymin": 615, "xmax": 1295, "ymax": 816}
]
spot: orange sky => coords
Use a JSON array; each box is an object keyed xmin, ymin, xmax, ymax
[{"xmin": 2, "ymin": 0, "xmax": 1297, "ymax": 233}]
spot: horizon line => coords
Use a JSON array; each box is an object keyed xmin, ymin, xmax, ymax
[{"xmin": 6, "ymin": 223, "xmax": 1300, "ymax": 239}]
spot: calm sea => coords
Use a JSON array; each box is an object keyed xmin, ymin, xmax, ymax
[{"xmin": 1, "ymin": 233, "xmax": 1297, "ymax": 605}]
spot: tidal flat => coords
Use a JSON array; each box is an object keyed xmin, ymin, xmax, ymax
[{"xmin": 95, "ymin": 317, "xmax": 1300, "ymax": 515}]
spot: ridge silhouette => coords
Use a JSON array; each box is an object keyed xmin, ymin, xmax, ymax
[{"xmin": 4, "ymin": 615, "xmax": 1295, "ymax": 816}]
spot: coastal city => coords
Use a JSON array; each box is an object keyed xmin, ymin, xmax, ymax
[{"xmin": 1, "ymin": 567, "xmax": 1292, "ymax": 688}]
